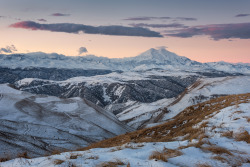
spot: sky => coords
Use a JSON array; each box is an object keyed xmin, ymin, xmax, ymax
[{"xmin": 0, "ymin": 0, "xmax": 250, "ymax": 63}]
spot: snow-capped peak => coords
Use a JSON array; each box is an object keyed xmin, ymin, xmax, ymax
[{"xmin": 133, "ymin": 48, "xmax": 192, "ymax": 64}]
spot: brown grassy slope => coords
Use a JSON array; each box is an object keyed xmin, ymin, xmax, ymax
[{"xmin": 78, "ymin": 93, "xmax": 250, "ymax": 151}]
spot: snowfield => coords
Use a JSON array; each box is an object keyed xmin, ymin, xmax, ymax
[{"xmin": 1, "ymin": 99, "xmax": 249, "ymax": 167}]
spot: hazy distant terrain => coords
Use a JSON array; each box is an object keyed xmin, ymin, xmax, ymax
[{"xmin": 1, "ymin": 48, "xmax": 249, "ymax": 73}]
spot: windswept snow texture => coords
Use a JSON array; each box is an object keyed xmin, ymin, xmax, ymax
[
  {"xmin": 117, "ymin": 76, "xmax": 250, "ymax": 129},
  {"xmin": 0, "ymin": 84, "xmax": 133, "ymax": 158},
  {"xmin": 1, "ymin": 102, "xmax": 249, "ymax": 167},
  {"xmin": 1, "ymin": 48, "xmax": 249, "ymax": 73}
]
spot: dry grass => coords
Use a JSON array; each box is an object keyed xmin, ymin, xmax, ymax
[
  {"xmin": 53, "ymin": 159, "xmax": 65, "ymax": 165},
  {"xmin": 178, "ymin": 136, "xmax": 210, "ymax": 150},
  {"xmin": 69, "ymin": 154, "xmax": 81, "ymax": 159},
  {"xmin": 86, "ymin": 155, "xmax": 99, "ymax": 160},
  {"xmin": 110, "ymin": 146, "xmax": 123, "ymax": 152},
  {"xmin": 123, "ymin": 143, "xmax": 144, "ymax": 149},
  {"xmin": 213, "ymin": 155, "xmax": 249, "ymax": 167},
  {"xmin": 51, "ymin": 149, "xmax": 68, "ymax": 155},
  {"xmin": 136, "ymin": 143, "xmax": 144, "ymax": 147},
  {"xmin": 0, "ymin": 157, "xmax": 10, "ymax": 162},
  {"xmin": 164, "ymin": 148, "xmax": 183, "ymax": 158},
  {"xmin": 76, "ymin": 93, "xmax": 249, "ymax": 152},
  {"xmin": 200, "ymin": 121, "xmax": 209, "ymax": 129},
  {"xmin": 235, "ymin": 131, "xmax": 250, "ymax": 143},
  {"xmin": 212, "ymin": 155, "xmax": 228, "ymax": 163},
  {"xmin": 233, "ymin": 110, "xmax": 244, "ymax": 114},
  {"xmin": 124, "ymin": 145, "xmax": 137, "ymax": 149},
  {"xmin": 221, "ymin": 131, "xmax": 234, "ymax": 138},
  {"xmin": 149, "ymin": 150, "xmax": 168, "ymax": 162},
  {"xmin": 213, "ymin": 153, "xmax": 250, "ymax": 166},
  {"xmin": 246, "ymin": 117, "xmax": 250, "ymax": 123},
  {"xmin": 17, "ymin": 152, "xmax": 29, "ymax": 159},
  {"xmin": 51, "ymin": 150, "xmax": 62, "ymax": 155},
  {"xmin": 97, "ymin": 159, "xmax": 125, "ymax": 167},
  {"xmin": 149, "ymin": 148, "xmax": 182, "ymax": 162},
  {"xmin": 202, "ymin": 146, "xmax": 233, "ymax": 155},
  {"xmin": 196, "ymin": 163, "xmax": 212, "ymax": 167},
  {"xmin": 211, "ymin": 126, "xmax": 217, "ymax": 131}
]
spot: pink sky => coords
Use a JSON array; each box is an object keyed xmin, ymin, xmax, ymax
[{"xmin": 0, "ymin": 0, "xmax": 250, "ymax": 63}]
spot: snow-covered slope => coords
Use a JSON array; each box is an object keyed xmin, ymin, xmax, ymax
[
  {"xmin": 117, "ymin": 76, "xmax": 250, "ymax": 129},
  {"xmin": 117, "ymin": 48, "xmax": 206, "ymax": 71},
  {"xmin": 1, "ymin": 93, "xmax": 249, "ymax": 167},
  {"xmin": 12, "ymin": 73, "xmax": 249, "ymax": 130},
  {"xmin": 0, "ymin": 84, "xmax": 133, "ymax": 158},
  {"xmin": 1, "ymin": 48, "xmax": 249, "ymax": 73},
  {"xmin": 206, "ymin": 61, "xmax": 250, "ymax": 74},
  {"xmin": 14, "ymin": 71, "xmax": 198, "ymax": 108}
]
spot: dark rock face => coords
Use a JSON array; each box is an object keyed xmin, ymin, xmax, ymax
[
  {"xmin": 196, "ymin": 71, "xmax": 243, "ymax": 77},
  {"xmin": 0, "ymin": 67, "xmax": 113, "ymax": 84},
  {"xmin": 14, "ymin": 75, "xmax": 199, "ymax": 108}
]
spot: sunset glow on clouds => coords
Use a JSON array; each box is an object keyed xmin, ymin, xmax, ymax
[
  {"xmin": 165, "ymin": 23, "xmax": 250, "ymax": 40},
  {"xmin": 0, "ymin": 0, "xmax": 250, "ymax": 63},
  {"xmin": 10, "ymin": 21, "xmax": 163, "ymax": 37}
]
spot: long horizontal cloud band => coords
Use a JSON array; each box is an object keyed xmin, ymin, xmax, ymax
[
  {"xmin": 165, "ymin": 23, "xmax": 250, "ymax": 40},
  {"xmin": 129, "ymin": 23, "xmax": 187, "ymax": 28},
  {"xmin": 10, "ymin": 21, "xmax": 163, "ymax": 37},
  {"xmin": 124, "ymin": 16, "xmax": 197, "ymax": 21}
]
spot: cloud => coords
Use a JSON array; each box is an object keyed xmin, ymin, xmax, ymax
[
  {"xmin": 123, "ymin": 16, "xmax": 171, "ymax": 21},
  {"xmin": 129, "ymin": 23, "xmax": 187, "ymax": 28},
  {"xmin": 10, "ymin": 21, "xmax": 163, "ymax": 37},
  {"xmin": 165, "ymin": 22, "xmax": 250, "ymax": 40},
  {"xmin": 175, "ymin": 17, "xmax": 197, "ymax": 21},
  {"xmin": 124, "ymin": 16, "xmax": 196, "ymax": 21},
  {"xmin": 0, "ymin": 16, "xmax": 20, "ymax": 20},
  {"xmin": 37, "ymin": 19, "xmax": 47, "ymax": 22},
  {"xmin": 235, "ymin": 14, "xmax": 250, "ymax": 17},
  {"xmin": 51, "ymin": 13, "xmax": 70, "ymax": 16},
  {"xmin": 78, "ymin": 47, "xmax": 88, "ymax": 55},
  {"xmin": 0, "ymin": 45, "xmax": 17, "ymax": 54},
  {"xmin": 155, "ymin": 46, "xmax": 168, "ymax": 49}
]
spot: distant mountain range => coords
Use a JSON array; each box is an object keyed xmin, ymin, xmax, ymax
[{"xmin": 1, "ymin": 48, "xmax": 249, "ymax": 74}]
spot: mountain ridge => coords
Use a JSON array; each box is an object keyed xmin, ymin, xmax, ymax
[{"xmin": 1, "ymin": 48, "xmax": 249, "ymax": 74}]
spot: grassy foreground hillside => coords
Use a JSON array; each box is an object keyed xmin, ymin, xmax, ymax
[{"xmin": 1, "ymin": 93, "xmax": 249, "ymax": 166}]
